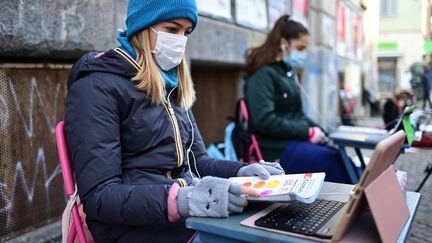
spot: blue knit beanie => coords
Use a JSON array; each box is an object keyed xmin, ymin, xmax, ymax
[{"xmin": 117, "ymin": 0, "xmax": 198, "ymax": 60}]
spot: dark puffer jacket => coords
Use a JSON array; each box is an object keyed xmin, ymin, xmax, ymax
[
  {"xmin": 65, "ymin": 48, "xmax": 245, "ymax": 242},
  {"xmin": 244, "ymin": 61, "xmax": 320, "ymax": 161}
]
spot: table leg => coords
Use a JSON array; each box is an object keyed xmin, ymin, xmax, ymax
[
  {"xmin": 354, "ymin": 147, "xmax": 366, "ymax": 173},
  {"xmin": 338, "ymin": 145, "xmax": 359, "ymax": 184},
  {"xmin": 416, "ymin": 163, "xmax": 432, "ymax": 192}
]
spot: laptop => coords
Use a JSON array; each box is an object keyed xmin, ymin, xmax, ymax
[{"xmin": 241, "ymin": 130, "xmax": 407, "ymax": 241}]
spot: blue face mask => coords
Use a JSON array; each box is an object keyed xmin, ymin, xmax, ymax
[{"xmin": 283, "ymin": 50, "xmax": 307, "ymax": 68}]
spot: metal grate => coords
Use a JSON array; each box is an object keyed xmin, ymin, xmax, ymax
[{"xmin": 0, "ymin": 66, "xmax": 69, "ymax": 240}]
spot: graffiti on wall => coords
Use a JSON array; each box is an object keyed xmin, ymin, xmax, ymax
[{"xmin": 0, "ymin": 68, "xmax": 68, "ymax": 240}]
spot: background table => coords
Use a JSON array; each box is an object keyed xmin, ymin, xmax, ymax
[{"xmin": 329, "ymin": 131, "xmax": 407, "ymax": 184}]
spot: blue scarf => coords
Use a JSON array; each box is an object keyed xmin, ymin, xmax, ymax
[
  {"xmin": 117, "ymin": 30, "xmax": 179, "ymax": 88},
  {"xmin": 161, "ymin": 69, "xmax": 179, "ymax": 89}
]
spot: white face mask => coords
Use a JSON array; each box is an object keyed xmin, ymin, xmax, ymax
[{"xmin": 151, "ymin": 27, "xmax": 187, "ymax": 71}]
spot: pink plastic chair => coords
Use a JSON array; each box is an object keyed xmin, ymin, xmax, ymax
[
  {"xmin": 239, "ymin": 99, "xmax": 264, "ymax": 163},
  {"xmin": 56, "ymin": 121, "xmax": 93, "ymax": 243}
]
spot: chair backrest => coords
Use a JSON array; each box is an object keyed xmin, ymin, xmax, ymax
[
  {"xmin": 232, "ymin": 99, "xmax": 264, "ymax": 163},
  {"xmin": 56, "ymin": 121, "xmax": 92, "ymax": 243}
]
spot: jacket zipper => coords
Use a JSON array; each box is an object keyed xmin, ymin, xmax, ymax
[
  {"xmin": 163, "ymin": 90, "xmax": 188, "ymax": 187},
  {"xmin": 165, "ymin": 171, "xmax": 188, "ymax": 187},
  {"xmin": 163, "ymin": 89, "xmax": 184, "ymax": 168}
]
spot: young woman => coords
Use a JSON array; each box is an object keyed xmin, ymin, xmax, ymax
[
  {"xmin": 244, "ymin": 15, "xmax": 351, "ymax": 184},
  {"xmin": 64, "ymin": 0, "xmax": 284, "ymax": 242}
]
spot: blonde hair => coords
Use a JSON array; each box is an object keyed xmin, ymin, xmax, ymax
[{"xmin": 130, "ymin": 29, "xmax": 196, "ymax": 108}]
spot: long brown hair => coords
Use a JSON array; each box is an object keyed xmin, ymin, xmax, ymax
[
  {"xmin": 245, "ymin": 15, "xmax": 309, "ymax": 75},
  {"xmin": 130, "ymin": 29, "xmax": 196, "ymax": 108}
]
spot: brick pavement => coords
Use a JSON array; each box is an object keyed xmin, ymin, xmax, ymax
[{"xmin": 395, "ymin": 149, "xmax": 432, "ymax": 242}]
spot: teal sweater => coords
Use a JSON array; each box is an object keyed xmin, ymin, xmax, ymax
[{"xmin": 244, "ymin": 61, "xmax": 319, "ymax": 160}]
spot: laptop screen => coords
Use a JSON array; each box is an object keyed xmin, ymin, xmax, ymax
[{"xmin": 391, "ymin": 106, "xmax": 414, "ymax": 144}]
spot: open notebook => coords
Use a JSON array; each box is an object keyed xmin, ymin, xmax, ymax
[
  {"xmin": 241, "ymin": 131, "xmax": 409, "ymax": 242},
  {"xmin": 230, "ymin": 173, "xmax": 325, "ymax": 204}
]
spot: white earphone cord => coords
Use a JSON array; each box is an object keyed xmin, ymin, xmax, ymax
[
  {"xmin": 186, "ymin": 108, "xmax": 201, "ymax": 180},
  {"xmin": 166, "ymin": 89, "xmax": 201, "ymax": 181}
]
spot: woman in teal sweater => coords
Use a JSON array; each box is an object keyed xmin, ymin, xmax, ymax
[{"xmin": 244, "ymin": 15, "xmax": 351, "ymax": 183}]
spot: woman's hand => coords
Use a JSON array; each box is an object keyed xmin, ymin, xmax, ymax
[
  {"xmin": 237, "ymin": 160, "xmax": 285, "ymax": 179},
  {"xmin": 177, "ymin": 177, "xmax": 260, "ymax": 218},
  {"xmin": 395, "ymin": 170, "xmax": 408, "ymax": 192},
  {"xmin": 309, "ymin": 127, "xmax": 329, "ymax": 144}
]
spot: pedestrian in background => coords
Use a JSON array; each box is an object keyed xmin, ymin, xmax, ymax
[
  {"xmin": 383, "ymin": 92, "xmax": 403, "ymax": 130},
  {"xmin": 382, "ymin": 89, "xmax": 415, "ymax": 130},
  {"xmin": 243, "ymin": 15, "xmax": 351, "ymax": 184},
  {"xmin": 64, "ymin": 0, "xmax": 284, "ymax": 242},
  {"xmin": 422, "ymin": 64, "xmax": 432, "ymax": 109}
]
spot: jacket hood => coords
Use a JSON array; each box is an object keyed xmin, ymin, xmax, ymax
[{"xmin": 67, "ymin": 49, "xmax": 139, "ymax": 90}]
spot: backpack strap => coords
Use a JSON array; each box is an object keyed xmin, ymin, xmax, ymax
[{"xmin": 62, "ymin": 185, "xmax": 79, "ymax": 243}]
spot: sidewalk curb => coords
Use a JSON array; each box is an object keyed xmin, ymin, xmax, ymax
[{"xmin": 5, "ymin": 221, "xmax": 61, "ymax": 243}]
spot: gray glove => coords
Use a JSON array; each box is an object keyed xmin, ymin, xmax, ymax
[
  {"xmin": 177, "ymin": 176, "xmax": 246, "ymax": 217},
  {"xmin": 237, "ymin": 160, "xmax": 285, "ymax": 180},
  {"xmin": 396, "ymin": 170, "xmax": 408, "ymax": 192}
]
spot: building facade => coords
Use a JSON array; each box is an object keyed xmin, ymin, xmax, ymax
[
  {"xmin": 0, "ymin": 0, "xmax": 371, "ymax": 240},
  {"xmin": 378, "ymin": 0, "xmax": 431, "ymax": 98}
]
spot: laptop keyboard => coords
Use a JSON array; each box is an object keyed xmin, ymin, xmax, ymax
[{"xmin": 255, "ymin": 199, "xmax": 346, "ymax": 236}]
